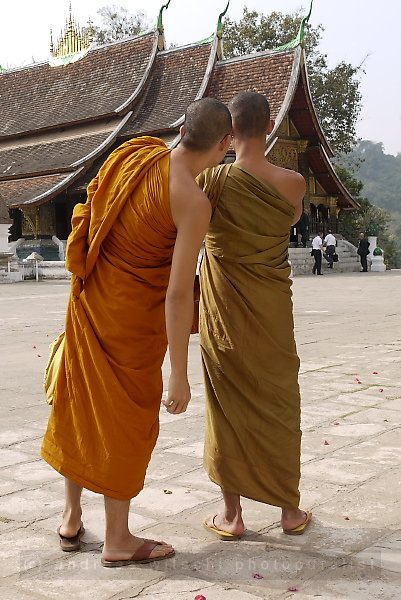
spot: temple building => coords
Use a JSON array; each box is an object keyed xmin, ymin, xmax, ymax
[{"xmin": 0, "ymin": 2, "xmax": 358, "ymax": 259}]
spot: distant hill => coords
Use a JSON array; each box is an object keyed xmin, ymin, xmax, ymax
[{"xmin": 346, "ymin": 140, "xmax": 401, "ymax": 213}]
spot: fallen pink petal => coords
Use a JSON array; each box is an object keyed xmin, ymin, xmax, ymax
[
  {"xmin": 194, "ymin": 596, "xmax": 206, "ymax": 600},
  {"xmin": 288, "ymin": 586, "xmax": 299, "ymax": 591},
  {"xmin": 324, "ymin": 440, "xmax": 330, "ymax": 445},
  {"xmin": 252, "ymin": 573, "xmax": 264, "ymax": 579},
  {"xmin": 373, "ymin": 371, "xmax": 378, "ymax": 374},
  {"xmin": 379, "ymin": 388, "xmax": 384, "ymax": 392},
  {"xmin": 344, "ymin": 516, "xmax": 350, "ymax": 520},
  {"xmin": 33, "ymin": 345, "xmax": 37, "ymax": 349},
  {"xmin": 334, "ymin": 422, "xmax": 340, "ymax": 425}
]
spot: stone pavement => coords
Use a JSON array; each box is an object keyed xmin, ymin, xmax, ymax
[{"xmin": 0, "ymin": 271, "xmax": 400, "ymax": 600}]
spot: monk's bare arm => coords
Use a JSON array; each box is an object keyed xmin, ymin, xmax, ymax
[
  {"xmin": 281, "ymin": 172, "xmax": 306, "ymax": 225},
  {"xmin": 164, "ymin": 180, "xmax": 211, "ymax": 414}
]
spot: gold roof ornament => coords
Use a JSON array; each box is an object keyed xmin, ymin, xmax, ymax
[{"xmin": 50, "ymin": 3, "xmax": 94, "ymax": 67}]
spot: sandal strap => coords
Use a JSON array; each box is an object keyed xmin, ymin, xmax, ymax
[
  {"xmin": 130, "ymin": 539, "xmax": 162, "ymax": 562},
  {"xmin": 57, "ymin": 526, "xmax": 83, "ymax": 541}
]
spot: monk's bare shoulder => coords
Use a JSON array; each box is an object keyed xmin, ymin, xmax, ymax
[
  {"xmin": 268, "ymin": 164, "xmax": 306, "ymax": 206},
  {"xmin": 170, "ymin": 171, "xmax": 211, "ymax": 227}
]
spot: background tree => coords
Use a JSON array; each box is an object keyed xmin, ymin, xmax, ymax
[
  {"xmin": 337, "ymin": 141, "xmax": 401, "ymax": 267},
  {"xmin": 222, "ymin": 7, "xmax": 401, "ymax": 266},
  {"xmin": 223, "ymin": 7, "xmax": 362, "ymax": 155},
  {"xmin": 337, "ymin": 174, "xmax": 400, "ymax": 268},
  {"xmin": 344, "ymin": 140, "xmax": 401, "ymax": 214},
  {"xmin": 88, "ymin": 5, "xmax": 150, "ymax": 45}
]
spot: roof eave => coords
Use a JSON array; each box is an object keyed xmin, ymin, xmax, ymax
[
  {"xmin": 10, "ymin": 169, "xmax": 85, "ymax": 208},
  {"xmin": 169, "ymin": 36, "xmax": 219, "ymax": 147},
  {"xmin": 13, "ymin": 110, "xmax": 135, "ymax": 207},
  {"xmin": 318, "ymin": 145, "xmax": 360, "ymax": 209},
  {"xmin": 0, "ymin": 32, "xmax": 158, "ymax": 143},
  {"xmin": 299, "ymin": 49, "xmax": 334, "ymax": 158},
  {"xmin": 114, "ymin": 32, "xmax": 159, "ymax": 114},
  {"xmin": 266, "ymin": 46, "xmax": 302, "ymax": 151}
]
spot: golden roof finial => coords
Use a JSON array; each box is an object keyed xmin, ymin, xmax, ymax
[{"xmin": 51, "ymin": 3, "xmax": 93, "ymax": 61}]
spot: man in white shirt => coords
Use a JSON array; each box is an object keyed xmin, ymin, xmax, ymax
[
  {"xmin": 323, "ymin": 231, "xmax": 336, "ymax": 269},
  {"xmin": 311, "ymin": 232, "xmax": 324, "ymax": 275}
]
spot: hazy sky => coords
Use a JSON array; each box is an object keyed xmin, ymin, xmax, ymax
[{"xmin": 1, "ymin": 1, "xmax": 400, "ymax": 155}]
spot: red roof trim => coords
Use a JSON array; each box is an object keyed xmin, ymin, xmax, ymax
[
  {"xmin": 299, "ymin": 57, "xmax": 333, "ymax": 157},
  {"xmin": 319, "ymin": 145, "xmax": 360, "ymax": 208},
  {"xmin": 266, "ymin": 46, "xmax": 302, "ymax": 147}
]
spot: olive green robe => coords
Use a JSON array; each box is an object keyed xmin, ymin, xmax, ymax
[{"xmin": 199, "ymin": 164, "xmax": 301, "ymax": 508}]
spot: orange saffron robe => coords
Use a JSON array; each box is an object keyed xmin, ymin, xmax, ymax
[{"xmin": 41, "ymin": 137, "xmax": 176, "ymax": 500}]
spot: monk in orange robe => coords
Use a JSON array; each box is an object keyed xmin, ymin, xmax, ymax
[{"xmin": 41, "ymin": 98, "xmax": 232, "ymax": 566}]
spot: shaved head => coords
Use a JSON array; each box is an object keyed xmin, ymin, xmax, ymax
[
  {"xmin": 229, "ymin": 91, "xmax": 271, "ymax": 139},
  {"xmin": 181, "ymin": 98, "xmax": 232, "ymax": 152}
]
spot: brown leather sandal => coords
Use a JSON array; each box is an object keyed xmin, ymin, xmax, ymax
[
  {"xmin": 57, "ymin": 525, "xmax": 85, "ymax": 552},
  {"xmin": 101, "ymin": 538, "xmax": 175, "ymax": 567}
]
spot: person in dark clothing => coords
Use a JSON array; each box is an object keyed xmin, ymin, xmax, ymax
[
  {"xmin": 323, "ymin": 231, "xmax": 336, "ymax": 268},
  {"xmin": 357, "ymin": 232, "xmax": 370, "ymax": 272},
  {"xmin": 295, "ymin": 211, "xmax": 310, "ymax": 247},
  {"xmin": 311, "ymin": 231, "xmax": 324, "ymax": 275}
]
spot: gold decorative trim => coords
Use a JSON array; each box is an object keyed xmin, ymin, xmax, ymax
[{"xmin": 50, "ymin": 3, "xmax": 93, "ymax": 66}]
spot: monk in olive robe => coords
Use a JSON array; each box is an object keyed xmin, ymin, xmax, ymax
[
  {"xmin": 41, "ymin": 97, "xmax": 233, "ymax": 565},
  {"xmin": 200, "ymin": 92, "xmax": 312, "ymax": 540}
]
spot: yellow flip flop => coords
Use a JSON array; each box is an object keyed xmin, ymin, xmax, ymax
[
  {"xmin": 203, "ymin": 515, "xmax": 243, "ymax": 541},
  {"xmin": 283, "ymin": 509, "xmax": 312, "ymax": 536}
]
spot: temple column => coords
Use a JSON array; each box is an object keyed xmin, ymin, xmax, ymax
[
  {"xmin": 297, "ymin": 140, "xmax": 309, "ymax": 209},
  {"xmin": 22, "ymin": 202, "xmax": 56, "ymax": 239},
  {"xmin": 19, "ymin": 202, "xmax": 60, "ymax": 260},
  {"xmin": 327, "ymin": 197, "xmax": 339, "ymax": 233}
]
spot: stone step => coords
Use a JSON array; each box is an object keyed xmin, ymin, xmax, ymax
[{"xmin": 289, "ymin": 242, "xmax": 361, "ymax": 274}]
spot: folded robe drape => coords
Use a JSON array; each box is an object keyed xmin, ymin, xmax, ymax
[
  {"xmin": 41, "ymin": 137, "xmax": 176, "ymax": 501},
  {"xmin": 199, "ymin": 164, "xmax": 302, "ymax": 508}
]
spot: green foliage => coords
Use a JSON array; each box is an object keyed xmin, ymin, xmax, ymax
[
  {"xmin": 338, "ymin": 196, "xmax": 400, "ymax": 267},
  {"xmin": 88, "ymin": 5, "xmax": 150, "ymax": 45},
  {"xmin": 309, "ymin": 61, "xmax": 362, "ymax": 154},
  {"xmin": 337, "ymin": 140, "xmax": 401, "ymax": 267},
  {"xmin": 335, "ymin": 167, "xmax": 364, "ymax": 198},
  {"xmin": 344, "ymin": 140, "xmax": 401, "ymax": 214},
  {"xmin": 223, "ymin": 8, "xmax": 323, "ymax": 57},
  {"xmin": 222, "ymin": 7, "xmax": 362, "ymax": 154}
]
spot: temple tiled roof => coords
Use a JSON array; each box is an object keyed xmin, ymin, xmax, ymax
[
  {"xmin": 0, "ymin": 174, "xmax": 67, "ymax": 206},
  {"xmin": 121, "ymin": 42, "xmax": 213, "ymax": 137},
  {"xmin": 0, "ymin": 131, "xmax": 114, "ymax": 177},
  {"xmin": 0, "ymin": 31, "xmax": 355, "ymax": 212},
  {"xmin": 207, "ymin": 49, "xmax": 297, "ymax": 120},
  {"xmin": 0, "ymin": 33, "xmax": 156, "ymax": 137}
]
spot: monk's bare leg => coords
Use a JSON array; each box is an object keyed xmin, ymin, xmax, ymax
[
  {"xmin": 281, "ymin": 507, "xmax": 310, "ymax": 530},
  {"xmin": 102, "ymin": 496, "xmax": 174, "ymax": 561},
  {"xmin": 59, "ymin": 477, "xmax": 83, "ymax": 536},
  {"xmin": 205, "ymin": 490, "xmax": 245, "ymax": 535}
]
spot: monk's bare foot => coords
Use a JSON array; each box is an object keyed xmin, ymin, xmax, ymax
[
  {"xmin": 102, "ymin": 533, "xmax": 174, "ymax": 562},
  {"xmin": 59, "ymin": 508, "xmax": 83, "ymax": 537},
  {"xmin": 205, "ymin": 512, "xmax": 245, "ymax": 536},
  {"xmin": 281, "ymin": 508, "xmax": 309, "ymax": 531}
]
